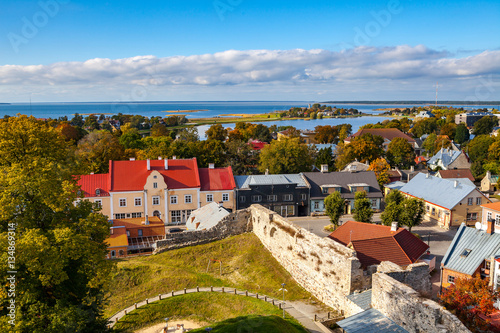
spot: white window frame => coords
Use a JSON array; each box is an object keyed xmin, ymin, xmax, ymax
[
  {"xmin": 252, "ymin": 195, "xmax": 262, "ymax": 202},
  {"xmin": 496, "ymin": 214, "xmax": 500, "ymax": 227},
  {"xmin": 222, "ymin": 193, "xmax": 229, "ymax": 201},
  {"xmin": 119, "ymin": 198, "xmax": 127, "ymax": 207},
  {"xmin": 283, "ymin": 194, "xmax": 293, "ymax": 201},
  {"xmin": 467, "ymin": 197, "xmax": 473, "ymax": 206},
  {"xmin": 138, "ymin": 229, "xmax": 143, "ymax": 237},
  {"xmin": 152, "ymin": 196, "xmax": 160, "ymax": 205},
  {"xmin": 448, "ymin": 275, "xmax": 455, "ymax": 284},
  {"xmin": 171, "ymin": 210, "xmax": 182, "ymax": 223},
  {"xmin": 476, "ymin": 197, "xmax": 482, "ymax": 205},
  {"xmin": 170, "ymin": 195, "xmax": 178, "ymax": 204},
  {"xmin": 153, "ymin": 182, "xmax": 158, "ymax": 189},
  {"xmin": 239, "ymin": 196, "xmax": 246, "ymax": 203},
  {"xmin": 134, "ymin": 197, "xmax": 142, "ymax": 206},
  {"xmin": 314, "ymin": 202, "xmax": 319, "ymax": 209},
  {"xmin": 94, "ymin": 199, "xmax": 102, "ymax": 207},
  {"xmin": 115, "ymin": 213, "xmax": 126, "ymax": 219},
  {"xmin": 488, "ymin": 212, "xmax": 492, "ymax": 221},
  {"xmin": 185, "ymin": 195, "xmax": 192, "ymax": 204},
  {"xmin": 131, "ymin": 212, "xmax": 142, "ymax": 218},
  {"xmin": 301, "ymin": 193, "xmax": 307, "ymax": 201},
  {"xmin": 206, "ymin": 194, "xmax": 213, "ymax": 202},
  {"xmin": 267, "ymin": 195, "xmax": 277, "ymax": 202}
]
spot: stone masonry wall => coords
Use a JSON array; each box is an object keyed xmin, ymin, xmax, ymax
[
  {"xmin": 372, "ymin": 272, "xmax": 470, "ymax": 333},
  {"xmin": 377, "ymin": 261, "xmax": 432, "ymax": 297},
  {"xmin": 154, "ymin": 209, "xmax": 252, "ymax": 254},
  {"xmin": 249, "ymin": 205, "xmax": 371, "ymax": 310}
]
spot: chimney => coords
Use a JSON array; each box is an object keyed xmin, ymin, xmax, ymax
[
  {"xmin": 158, "ymin": 156, "xmax": 162, "ymax": 160},
  {"xmin": 209, "ymin": 163, "xmax": 215, "ymax": 169},
  {"xmin": 164, "ymin": 159, "xmax": 168, "ymax": 170},
  {"xmin": 391, "ymin": 221, "xmax": 398, "ymax": 232},
  {"xmin": 454, "ymin": 180, "xmax": 458, "ymax": 188},
  {"xmin": 321, "ymin": 164, "xmax": 328, "ymax": 173},
  {"xmin": 265, "ymin": 169, "xmax": 269, "ymax": 175},
  {"xmin": 426, "ymin": 173, "xmax": 430, "ymax": 178},
  {"xmin": 144, "ymin": 215, "xmax": 149, "ymax": 225},
  {"xmin": 410, "ymin": 165, "xmax": 414, "ymax": 172},
  {"xmin": 218, "ymin": 201, "xmax": 223, "ymax": 208},
  {"xmin": 487, "ymin": 218, "xmax": 495, "ymax": 234},
  {"xmin": 147, "ymin": 159, "xmax": 151, "ymax": 170},
  {"xmin": 129, "ymin": 157, "xmax": 135, "ymax": 161},
  {"xmin": 486, "ymin": 170, "xmax": 492, "ymax": 179}
]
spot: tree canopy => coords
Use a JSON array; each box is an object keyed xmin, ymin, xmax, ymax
[
  {"xmin": 324, "ymin": 191, "xmax": 345, "ymax": 227},
  {"xmin": 258, "ymin": 138, "xmax": 313, "ymax": 174},
  {"xmin": 386, "ymin": 137, "xmax": 415, "ymax": 169},
  {"xmin": 472, "ymin": 115, "xmax": 499, "ymax": 136},
  {"xmin": 353, "ymin": 191, "xmax": 373, "ymax": 223}
]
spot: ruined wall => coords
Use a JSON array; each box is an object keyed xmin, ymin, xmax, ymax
[
  {"xmin": 154, "ymin": 209, "xmax": 252, "ymax": 254},
  {"xmin": 372, "ymin": 272, "xmax": 470, "ymax": 333},
  {"xmin": 377, "ymin": 261, "xmax": 432, "ymax": 297},
  {"xmin": 249, "ymin": 205, "xmax": 371, "ymax": 310}
]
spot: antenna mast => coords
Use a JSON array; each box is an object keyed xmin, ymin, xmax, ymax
[{"xmin": 434, "ymin": 82, "xmax": 441, "ymax": 107}]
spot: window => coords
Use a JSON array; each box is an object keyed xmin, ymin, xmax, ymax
[
  {"xmin": 301, "ymin": 193, "xmax": 307, "ymax": 201},
  {"xmin": 153, "ymin": 210, "xmax": 161, "ymax": 217},
  {"xmin": 496, "ymin": 215, "xmax": 500, "ymax": 227},
  {"xmin": 94, "ymin": 199, "xmax": 102, "ymax": 207},
  {"xmin": 119, "ymin": 250, "xmax": 124, "ymax": 256},
  {"xmin": 95, "ymin": 188, "xmax": 101, "ymax": 196},
  {"xmin": 134, "ymin": 197, "xmax": 142, "ymax": 206},
  {"xmin": 153, "ymin": 182, "xmax": 158, "ymax": 189},
  {"xmin": 371, "ymin": 200, "xmax": 377, "ymax": 208},
  {"xmin": 111, "ymin": 250, "xmax": 116, "ymax": 258},
  {"xmin": 119, "ymin": 198, "xmax": 127, "ymax": 207},
  {"xmin": 222, "ymin": 193, "xmax": 229, "ymax": 201},
  {"xmin": 184, "ymin": 195, "xmax": 192, "ymax": 203},
  {"xmin": 126, "ymin": 230, "xmax": 130, "ymax": 237},
  {"xmin": 466, "ymin": 213, "xmax": 477, "ymax": 221},
  {"xmin": 283, "ymin": 194, "xmax": 293, "ymax": 201},
  {"xmin": 170, "ymin": 196, "xmax": 178, "ymax": 204},
  {"xmin": 432, "ymin": 207, "xmax": 436, "ymax": 215},
  {"xmin": 476, "ymin": 197, "xmax": 482, "ymax": 205},
  {"xmin": 239, "ymin": 196, "xmax": 246, "ymax": 203},
  {"xmin": 152, "ymin": 196, "xmax": 160, "ymax": 205},
  {"xmin": 322, "ymin": 187, "xmax": 328, "ymax": 194},
  {"xmin": 488, "ymin": 212, "xmax": 492, "ymax": 221},
  {"xmin": 448, "ymin": 275, "xmax": 455, "ymax": 284},
  {"xmin": 252, "ymin": 195, "xmax": 262, "ymax": 202},
  {"xmin": 426, "ymin": 205, "xmax": 430, "ymax": 212},
  {"xmin": 467, "ymin": 198, "xmax": 473, "ymax": 205},
  {"xmin": 485, "ymin": 261, "xmax": 491, "ymax": 270},
  {"xmin": 206, "ymin": 194, "xmax": 213, "ymax": 202},
  {"xmin": 461, "ymin": 249, "xmax": 472, "ymax": 257},
  {"xmin": 153, "ymin": 175, "xmax": 157, "ymax": 179},
  {"xmin": 314, "ymin": 202, "xmax": 319, "ymax": 209},
  {"xmin": 171, "ymin": 210, "xmax": 182, "ymax": 223},
  {"xmin": 267, "ymin": 195, "xmax": 277, "ymax": 202},
  {"xmin": 131, "ymin": 212, "xmax": 142, "ymax": 218},
  {"xmin": 138, "ymin": 229, "xmax": 143, "ymax": 237},
  {"xmin": 115, "ymin": 213, "xmax": 126, "ymax": 219}
]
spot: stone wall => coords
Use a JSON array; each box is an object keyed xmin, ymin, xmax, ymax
[
  {"xmin": 249, "ymin": 205, "xmax": 371, "ymax": 310},
  {"xmin": 372, "ymin": 272, "xmax": 470, "ymax": 333},
  {"xmin": 154, "ymin": 209, "xmax": 252, "ymax": 254},
  {"xmin": 377, "ymin": 261, "xmax": 432, "ymax": 297}
]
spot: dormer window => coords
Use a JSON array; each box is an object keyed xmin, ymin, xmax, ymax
[{"xmin": 95, "ymin": 188, "xmax": 101, "ymax": 196}]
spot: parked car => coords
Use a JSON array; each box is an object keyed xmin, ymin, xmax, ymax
[{"xmin": 168, "ymin": 228, "xmax": 183, "ymax": 233}]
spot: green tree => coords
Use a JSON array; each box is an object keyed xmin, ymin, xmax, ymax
[
  {"xmin": 137, "ymin": 136, "xmax": 173, "ymax": 160},
  {"xmin": 119, "ymin": 128, "xmax": 144, "ymax": 150},
  {"xmin": 251, "ymin": 124, "xmax": 272, "ymax": 143},
  {"xmin": 324, "ymin": 191, "xmax": 345, "ymax": 227},
  {"xmin": 410, "ymin": 118, "xmax": 437, "ymax": 138},
  {"xmin": 472, "ymin": 115, "xmax": 499, "ymax": 135},
  {"xmin": 0, "ymin": 115, "xmax": 112, "ymax": 332},
  {"xmin": 314, "ymin": 125, "xmax": 339, "ymax": 144},
  {"xmin": 258, "ymin": 138, "xmax": 313, "ymax": 174},
  {"xmin": 176, "ymin": 127, "xmax": 199, "ymax": 142},
  {"xmin": 335, "ymin": 133, "xmax": 384, "ymax": 170},
  {"xmin": 83, "ymin": 114, "xmax": 99, "ymax": 131},
  {"xmin": 422, "ymin": 133, "xmax": 437, "ymax": 155},
  {"xmin": 206, "ymin": 124, "xmax": 228, "ymax": 141},
  {"xmin": 353, "ymin": 191, "xmax": 373, "ymax": 223},
  {"xmin": 467, "ymin": 135, "xmax": 494, "ymax": 163},
  {"xmin": 314, "ymin": 146, "xmax": 335, "ymax": 170},
  {"xmin": 76, "ymin": 130, "xmax": 125, "ymax": 173},
  {"xmin": 399, "ymin": 198, "xmax": 425, "ymax": 231},
  {"xmin": 151, "ymin": 123, "xmax": 169, "ymax": 137},
  {"xmin": 368, "ymin": 157, "xmax": 391, "ymax": 188},
  {"xmin": 71, "ymin": 113, "xmax": 84, "ymax": 127},
  {"xmin": 381, "ymin": 190, "xmax": 405, "ymax": 226},
  {"xmin": 386, "ymin": 137, "xmax": 415, "ymax": 168},
  {"xmin": 225, "ymin": 140, "xmax": 258, "ymax": 175}
]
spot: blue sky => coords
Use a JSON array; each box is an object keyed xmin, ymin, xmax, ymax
[{"xmin": 0, "ymin": 0, "xmax": 499, "ymax": 102}]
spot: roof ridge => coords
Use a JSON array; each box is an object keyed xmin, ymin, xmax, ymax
[{"xmin": 392, "ymin": 229, "xmax": 417, "ymax": 265}]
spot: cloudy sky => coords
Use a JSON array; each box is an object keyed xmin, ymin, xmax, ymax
[{"xmin": 1, "ymin": 0, "xmax": 499, "ymax": 102}]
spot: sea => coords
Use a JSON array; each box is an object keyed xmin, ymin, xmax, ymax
[{"xmin": 1, "ymin": 101, "xmax": 498, "ymax": 138}]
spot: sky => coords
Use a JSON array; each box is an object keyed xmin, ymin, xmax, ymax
[{"xmin": 0, "ymin": 0, "xmax": 499, "ymax": 102}]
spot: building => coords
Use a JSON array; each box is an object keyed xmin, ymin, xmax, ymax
[
  {"xmin": 186, "ymin": 202, "xmax": 230, "ymax": 231},
  {"xmin": 344, "ymin": 128, "xmax": 417, "ymax": 151},
  {"xmin": 76, "ymin": 158, "xmax": 236, "ymax": 225},
  {"xmin": 234, "ymin": 174, "xmax": 310, "ymax": 217},
  {"xmin": 303, "ymin": 170, "xmax": 383, "ymax": 214},
  {"xmin": 441, "ymin": 221, "xmax": 500, "ymax": 290},
  {"xmin": 455, "ymin": 112, "xmax": 493, "ymax": 127},
  {"xmin": 341, "ymin": 160, "xmax": 370, "ymax": 173},
  {"xmin": 399, "ymin": 174, "xmax": 491, "ymax": 229},
  {"xmin": 481, "ymin": 170, "xmax": 499, "ymax": 192},
  {"xmin": 427, "ymin": 148, "xmax": 471, "ymax": 171},
  {"xmin": 328, "ymin": 221, "xmax": 429, "ymax": 268},
  {"xmin": 480, "ymin": 202, "xmax": 500, "ymax": 232},
  {"xmin": 415, "ymin": 110, "xmax": 434, "ymax": 118},
  {"xmin": 436, "ymin": 169, "xmax": 475, "ymax": 182}
]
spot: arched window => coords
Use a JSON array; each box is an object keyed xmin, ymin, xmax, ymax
[
  {"xmin": 153, "ymin": 210, "xmax": 161, "ymax": 218},
  {"xmin": 111, "ymin": 250, "xmax": 116, "ymax": 258},
  {"xmin": 95, "ymin": 188, "xmax": 101, "ymax": 196},
  {"xmin": 119, "ymin": 250, "xmax": 124, "ymax": 256}
]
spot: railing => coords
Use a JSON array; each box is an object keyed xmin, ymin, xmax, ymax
[{"xmin": 127, "ymin": 235, "xmax": 165, "ymax": 250}]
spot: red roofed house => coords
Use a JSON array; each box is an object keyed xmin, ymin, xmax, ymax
[
  {"xmin": 344, "ymin": 128, "xmax": 417, "ymax": 151},
  {"xmin": 328, "ymin": 221, "xmax": 429, "ymax": 268},
  {"xmin": 76, "ymin": 158, "xmax": 236, "ymax": 225},
  {"xmin": 436, "ymin": 169, "xmax": 475, "ymax": 182},
  {"xmin": 249, "ymin": 140, "xmax": 268, "ymax": 151}
]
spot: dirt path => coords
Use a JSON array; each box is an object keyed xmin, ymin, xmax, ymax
[{"xmin": 135, "ymin": 320, "xmax": 203, "ymax": 333}]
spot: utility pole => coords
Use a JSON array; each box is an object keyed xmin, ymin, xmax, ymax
[{"xmin": 279, "ymin": 283, "xmax": 287, "ymax": 319}]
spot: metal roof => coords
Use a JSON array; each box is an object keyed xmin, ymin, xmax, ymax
[
  {"xmin": 442, "ymin": 223, "xmax": 500, "ymax": 275},
  {"xmin": 346, "ymin": 290, "xmax": 372, "ymax": 311},
  {"xmin": 337, "ymin": 308, "xmax": 408, "ymax": 333},
  {"xmin": 427, "ymin": 148, "xmax": 462, "ymax": 168},
  {"xmin": 384, "ymin": 181, "xmax": 406, "ymax": 191},
  {"xmin": 234, "ymin": 174, "xmax": 308, "ymax": 189},
  {"xmin": 399, "ymin": 173, "xmax": 476, "ymax": 210},
  {"xmin": 303, "ymin": 171, "xmax": 382, "ymax": 200}
]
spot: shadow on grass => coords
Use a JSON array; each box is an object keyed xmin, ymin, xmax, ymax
[{"xmin": 190, "ymin": 315, "xmax": 308, "ymax": 333}]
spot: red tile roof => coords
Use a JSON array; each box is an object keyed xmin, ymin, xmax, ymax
[
  {"xmin": 109, "ymin": 158, "xmax": 200, "ymax": 191},
  {"xmin": 249, "ymin": 140, "xmax": 268, "ymax": 151},
  {"xmin": 482, "ymin": 202, "xmax": 500, "ymax": 212},
  {"xmin": 199, "ymin": 167, "xmax": 236, "ymax": 191},
  {"xmin": 415, "ymin": 156, "xmax": 426, "ymax": 164},
  {"xmin": 346, "ymin": 128, "xmax": 416, "ymax": 143},
  {"xmin": 328, "ymin": 221, "xmax": 429, "ymax": 267},
  {"xmin": 437, "ymin": 169, "xmax": 475, "ymax": 182},
  {"xmin": 77, "ymin": 173, "xmax": 110, "ymax": 197}
]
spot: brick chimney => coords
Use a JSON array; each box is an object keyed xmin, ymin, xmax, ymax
[{"xmin": 487, "ymin": 218, "xmax": 495, "ymax": 234}]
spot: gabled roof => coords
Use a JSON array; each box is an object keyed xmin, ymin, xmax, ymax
[
  {"xmin": 442, "ymin": 223, "xmax": 500, "ymax": 275},
  {"xmin": 186, "ymin": 202, "xmax": 230, "ymax": 231},
  {"xmin": 427, "ymin": 148, "xmax": 463, "ymax": 168},
  {"xmin": 345, "ymin": 128, "xmax": 415, "ymax": 143},
  {"xmin": 199, "ymin": 167, "xmax": 236, "ymax": 191},
  {"xmin": 399, "ymin": 173, "xmax": 477, "ymax": 210},
  {"xmin": 234, "ymin": 174, "xmax": 308, "ymax": 189},
  {"xmin": 328, "ymin": 221, "xmax": 429, "ymax": 267},
  {"xmin": 383, "ymin": 181, "xmax": 406, "ymax": 191},
  {"xmin": 112, "ymin": 216, "xmax": 164, "ymax": 229},
  {"xmin": 77, "ymin": 173, "xmax": 110, "ymax": 197},
  {"xmin": 109, "ymin": 158, "xmax": 200, "ymax": 191},
  {"xmin": 341, "ymin": 161, "xmax": 370, "ymax": 172},
  {"xmin": 437, "ymin": 169, "xmax": 475, "ymax": 182},
  {"xmin": 249, "ymin": 140, "xmax": 268, "ymax": 150},
  {"xmin": 303, "ymin": 171, "xmax": 382, "ymax": 200},
  {"xmin": 481, "ymin": 201, "xmax": 500, "ymax": 213},
  {"xmin": 336, "ymin": 308, "xmax": 409, "ymax": 333},
  {"xmin": 106, "ymin": 227, "xmax": 128, "ymax": 248}
]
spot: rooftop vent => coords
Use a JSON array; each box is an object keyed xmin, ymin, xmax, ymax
[
  {"xmin": 209, "ymin": 163, "xmax": 215, "ymax": 169},
  {"xmin": 391, "ymin": 221, "xmax": 398, "ymax": 232},
  {"xmin": 164, "ymin": 159, "xmax": 168, "ymax": 170},
  {"xmin": 129, "ymin": 157, "xmax": 135, "ymax": 161}
]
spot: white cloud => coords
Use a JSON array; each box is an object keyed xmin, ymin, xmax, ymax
[{"xmin": 1, "ymin": 45, "xmax": 499, "ymax": 101}]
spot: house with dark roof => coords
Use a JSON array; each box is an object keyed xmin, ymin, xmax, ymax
[
  {"xmin": 76, "ymin": 158, "xmax": 236, "ymax": 225},
  {"xmin": 234, "ymin": 174, "xmax": 310, "ymax": 217},
  {"xmin": 302, "ymin": 170, "xmax": 383, "ymax": 215},
  {"xmin": 328, "ymin": 221, "xmax": 429, "ymax": 268},
  {"xmin": 436, "ymin": 169, "xmax": 475, "ymax": 182},
  {"xmin": 399, "ymin": 174, "xmax": 491, "ymax": 229},
  {"xmin": 344, "ymin": 128, "xmax": 417, "ymax": 151}
]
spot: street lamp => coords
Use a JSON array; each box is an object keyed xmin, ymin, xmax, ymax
[{"xmin": 279, "ymin": 283, "xmax": 287, "ymax": 319}]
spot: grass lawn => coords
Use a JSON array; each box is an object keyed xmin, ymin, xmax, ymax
[
  {"xmin": 113, "ymin": 292, "xmax": 307, "ymax": 332},
  {"xmin": 105, "ymin": 233, "xmax": 312, "ymax": 318}
]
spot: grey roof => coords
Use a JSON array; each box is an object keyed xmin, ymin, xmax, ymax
[
  {"xmin": 445, "ymin": 178, "xmax": 475, "ymax": 187},
  {"xmin": 303, "ymin": 171, "xmax": 382, "ymax": 200},
  {"xmin": 234, "ymin": 174, "xmax": 308, "ymax": 189},
  {"xmin": 337, "ymin": 308, "xmax": 408, "ymax": 333},
  {"xmin": 427, "ymin": 148, "xmax": 462, "ymax": 168},
  {"xmin": 346, "ymin": 290, "xmax": 372, "ymax": 311},
  {"xmin": 399, "ymin": 173, "xmax": 476, "ymax": 210},
  {"xmin": 186, "ymin": 202, "xmax": 230, "ymax": 231},
  {"xmin": 341, "ymin": 161, "xmax": 370, "ymax": 172},
  {"xmin": 442, "ymin": 223, "xmax": 500, "ymax": 275},
  {"xmin": 308, "ymin": 143, "xmax": 337, "ymax": 151},
  {"xmin": 384, "ymin": 181, "xmax": 406, "ymax": 191}
]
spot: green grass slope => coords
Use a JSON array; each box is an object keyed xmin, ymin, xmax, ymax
[{"xmin": 190, "ymin": 315, "xmax": 308, "ymax": 333}]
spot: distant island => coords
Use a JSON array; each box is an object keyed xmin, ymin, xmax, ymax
[{"xmin": 322, "ymin": 100, "xmax": 500, "ymax": 105}]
